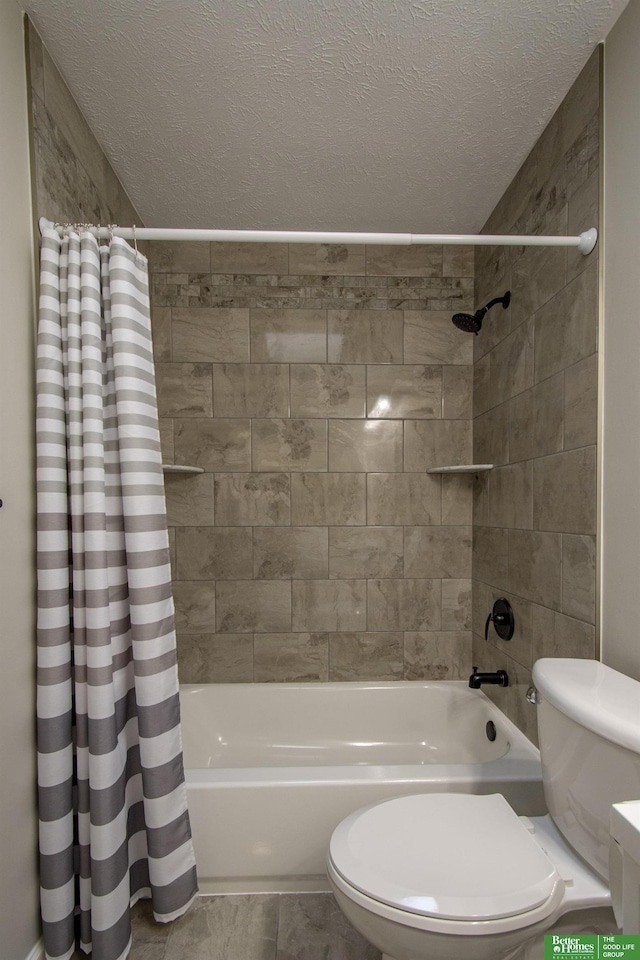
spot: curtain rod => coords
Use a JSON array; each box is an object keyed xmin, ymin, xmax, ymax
[{"xmin": 38, "ymin": 218, "xmax": 598, "ymax": 256}]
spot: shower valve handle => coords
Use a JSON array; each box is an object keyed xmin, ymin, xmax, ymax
[{"xmin": 484, "ymin": 598, "xmax": 515, "ymax": 642}]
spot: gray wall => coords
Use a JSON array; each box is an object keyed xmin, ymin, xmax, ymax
[
  {"xmin": 150, "ymin": 241, "xmax": 476, "ymax": 683},
  {"xmin": 601, "ymin": 0, "xmax": 640, "ymax": 681},
  {"xmin": 471, "ymin": 50, "xmax": 600, "ymax": 741},
  {"xmin": 0, "ymin": 3, "xmax": 40, "ymax": 958}
]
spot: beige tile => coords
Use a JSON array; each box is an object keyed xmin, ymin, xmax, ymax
[
  {"xmin": 289, "ymin": 243, "xmax": 365, "ymax": 276},
  {"xmin": 251, "ymin": 309, "xmax": 327, "ymax": 362},
  {"xmin": 534, "ymin": 263, "xmax": 598, "ymax": 383},
  {"xmin": 176, "ymin": 527, "xmax": 252, "ymax": 580},
  {"xmin": 561, "ymin": 48, "xmax": 599, "ymax": 156},
  {"xmin": 404, "ymin": 311, "xmax": 473, "ymax": 365},
  {"xmin": 473, "ymin": 471, "xmax": 490, "ymax": 527},
  {"xmin": 366, "ymin": 364, "xmax": 441, "ymax": 419},
  {"xmin": 404, "ymin": 631, "xmax": 470, "ymax": 680},
  {"xmin": 509, "ymin": 374, "xmax": 564, "ymax": 463},
  {"xmin": 173, "ymin": 581, "xmax": 216, "ymax": 634},
  {"xmin": 488, "ymin": 318, "xmax": 535, "ymax": 405},
  {"xmin": 328, "ymin": 310, "xmax": 403, "ymax": 363},
  {"xmin": 485, "ymin": 144, "xmax": 537, "ymax": 234},
  {"xmin": 532, "ymin": 608, "xmax": 596, "ymax": 661},
  {"xmin": 253, "ymin": 419, "xmax": 327, "ymax": 471},
  {"xmin": 329, "ymin": 420, "xmax": 402, "ymax": 472},
  {"xmin": 216, "ymin": 580, "xmax": 291, "ymax": 633},
  {"xmin": 253, "ymin": 527, "xmax": 328, "ymax": 579},
  {"xmin": 473, "ymin": 353, "xmax": 491, "ymax": 418},
  {"xmin": 254, "ymin": 633, "xmax": 329, "ymax": 682},
  {"xmin": 473, "ymin": 526, "xmax": 508, "ymax": 590},
  {"xmin": 366, "ymin": 245, "xmax": 442, "ymax": 277},
  {"xmin": 533, "ymin": 447, "xmax": 596, "ymax": 534},
  {"xmin": 26, "ymin": 22, "xmax": 44, "ymax": 101},
  {"xmin": 329, "ymin": 633, "xmax": 403, "ymax": 681},
  {"xmin": 442, "ymin": 474, "xmax": 473, "ymax": 525},
  {"xmin": 508, "ymin": 529, "xmax": 562, "ymax": 609},
  {"xmin": 177, "ymin": 634, "xmax": 253, "ymax": 683},
  {"xmin": 159, "ymin": 419, "xmax": 174, "ymax": 463},
  {"xmin": 291, "ymin": 473, "xmax": 366, "ymax": 526},
  {"xmin": 151, "ymin": 306, "xmax": 172, "ymax": 361},
  {"xmin": 214, "ymin": 473, "xmax": 290, "ymax": 525},
  {"xmin": 172, "ymin": 307, "xmax": 250, "ymax": 363},
  {"xmin": 367, "ymin": 473, "xmax": 441, "ymax": 525},
  {"xmin": 168, "ymin": 527, "xmax": 177, "ymax": 579},
  {"xmin": 292, "ymin": 580, "xmax": 366, "ymax": 632},
  {"xmin": 487, "ymin": 462, "xmax": 533, "ymax": 529},
  {"xmin": 174, "ymin": 419, "xmax": 251, "ymax": 472},
  {"xmin": 567, "ymin": 170, "xmax": 599, "ymax": 282},
  {"xmin": 329, "ymin": 526, "xmax": 403, "ymax": 579},
  {"xmin": 404, "ymin": 526, "xmax": 471, "ymax": 578},
  {"xmin": 367, "ymin": 579, "xmax": 441, "ymax": 632},
  {"xmin": 510, "ymin": 228, "xmax": 568, "ymax": 329},
  {"xmin": 290, "ymin": 364, "xmax": 365, "ymax": 418},
  {"xmin": 562, "ymin": 534, "xmax": 596, "ymax": 624},
  {"xmin": 147, "ymin": 241, "xmax": 209, "ymax": 274},
  {"xmin": 441, "ymin": 579, "xmax": 472, "ymax": 631},
  {"xmin": 164, "ymin": 473, "xmax": 214, "ymax": 526},
  {"xmin": 442, "ymin": 365, "xmax": 473, "ymax": 419},
  {"xmin": 213, "ymin": 363, "xmax": 289, "ymax": 418},
  {"xmin": 164, "ymin": 893, "xmax": 278, "ymax": 960},
  {"xmin": 443, "ymin": 245, "xmax": 474, "ymax": 278},
  {"xmin": 473, "ymin": 403, "xmax": 509, "ymax": 466},
  {"xmin": 155, "ymin": 363, "xmax": 212, "ymax": 418},
  {"xmin": 41, "ymin": 48, "xmax": 108, "ymax": 202},
  {"xmin": 564, "ymin": 354, "xmax": 597, "ymax": 450},
  {"xmin": 210, "ymin": 241, "xmax": 288, "ymax": 274},
  {"xmin": 404, "ymin": 420, "xmax": 471, "ymax": 471}
]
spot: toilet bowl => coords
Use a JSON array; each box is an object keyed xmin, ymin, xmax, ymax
[
  {"xmin": 327, "ymin": 792, "xmax": 611, "ymax": 960},
  {"xmin": 328, "ymin": 660, "xmax": 640, "ymax": 959}
]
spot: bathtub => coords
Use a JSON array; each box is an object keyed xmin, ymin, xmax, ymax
[{"xmin": 180, "ymin": 681, "xmax": 544, "ymax": 894}]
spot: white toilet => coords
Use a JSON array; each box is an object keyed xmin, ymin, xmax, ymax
[{"xmin": 327, "ymin": 658, "xmax": 640, "ymax": 960}]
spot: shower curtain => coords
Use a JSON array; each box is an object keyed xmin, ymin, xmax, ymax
[{"xmin": 36, "ymin": 228, "xmax": 197, "ymax": 960}]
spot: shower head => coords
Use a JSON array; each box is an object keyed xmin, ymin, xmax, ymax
[{"xmin": 452, "ymin": 291, "xmax": 511, "ymax": 335}]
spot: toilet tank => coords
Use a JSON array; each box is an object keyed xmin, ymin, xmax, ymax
[{"xmin": 533, "ymin": 658, "xmax": 640, "ymax": 882}]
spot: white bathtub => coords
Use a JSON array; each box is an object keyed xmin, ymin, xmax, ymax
[{"xmin": 180, "ymin": 681, "xmax": 544, "ymax": 894}]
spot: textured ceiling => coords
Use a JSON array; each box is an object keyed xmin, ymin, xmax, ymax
[{"xmin": 23, "ymin": 0, "xmax": 627, "ymax": 233}]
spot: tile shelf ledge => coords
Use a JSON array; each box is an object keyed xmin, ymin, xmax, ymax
[
  {"xmin": 426, "ymin": 464, "xmax": 494, "ymax": 474},
  {"xmin": 162, "ymin": 464, "xmax": 205, "ymax": 475}
]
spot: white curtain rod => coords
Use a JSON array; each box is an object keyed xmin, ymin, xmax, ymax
[{"xmin": 38, "ymin": 218, "xmax": 598, "ymax": 256}]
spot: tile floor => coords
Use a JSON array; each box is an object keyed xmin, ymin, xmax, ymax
[{"xmin": 124, "ymin": 894, "xmax": 382, "ymax": 960}]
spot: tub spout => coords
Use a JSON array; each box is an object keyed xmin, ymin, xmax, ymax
[{"xmin": 468, "ymin": 666, "xmax": 509, "ymax": 688}]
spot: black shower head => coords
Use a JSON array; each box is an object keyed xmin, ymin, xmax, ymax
[{"xmin": 452, "ymin": 291, "xmax": 511, "ymax": 335}]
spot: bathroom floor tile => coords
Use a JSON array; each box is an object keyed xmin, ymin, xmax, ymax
[
  {"xmin": 126, "ymin": 893, "xmax": 380, "ymax": 960},
  {"xmin": 164, "ymin": 894, "xmax": 278, "ymax": 960},
  {"xmin": 275, "ymin": 894, "xmax": 382, "ymax": 960}
]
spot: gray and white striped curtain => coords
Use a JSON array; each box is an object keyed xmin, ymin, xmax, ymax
[{"xmin": 36, "ymin": 228, "xmax": 197, "ymax": 960}]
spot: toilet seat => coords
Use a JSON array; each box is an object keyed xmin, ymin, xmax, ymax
[{"xmin": 328, "ymin": 793, "xmax": 567, "ymax": 936}]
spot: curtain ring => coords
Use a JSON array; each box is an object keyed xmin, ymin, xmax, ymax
[
  {"xmin": 108, "ymin": 223, "xmax": 116, "ymax": 245},
  {"xmin": 132, "ymin": 223, "xmax": 138, "ymax": 254}
]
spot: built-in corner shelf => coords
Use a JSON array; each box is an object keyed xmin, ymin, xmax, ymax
[
  {"xmin": 426, "ymin": 464, "xmax": 494, "ymax": 474},
  {"xmin": 162, "ymin": 464, "xmax": 205, "ymax": 475}
]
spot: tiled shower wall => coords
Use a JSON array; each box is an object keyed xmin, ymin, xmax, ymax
[
  {"xmin": 471, "ymin": 50, "xmax": 600, "ymax": 741},
  {"xmin": 26, "ymin": 20, "xmax": 140, "ymax": 230},
  {"xmin": 150, "ymin": 241, "xmax": 475, "ymax": 682}
]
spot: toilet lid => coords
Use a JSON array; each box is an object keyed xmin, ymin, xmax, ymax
[{"xmin": 329, "ymin": 793, "xmax": 562, "ymax": 922}]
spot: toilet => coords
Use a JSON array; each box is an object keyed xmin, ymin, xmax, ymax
[{"xmin": 327, "ymin": 658, "xmax": 640, "ymax": 960}]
